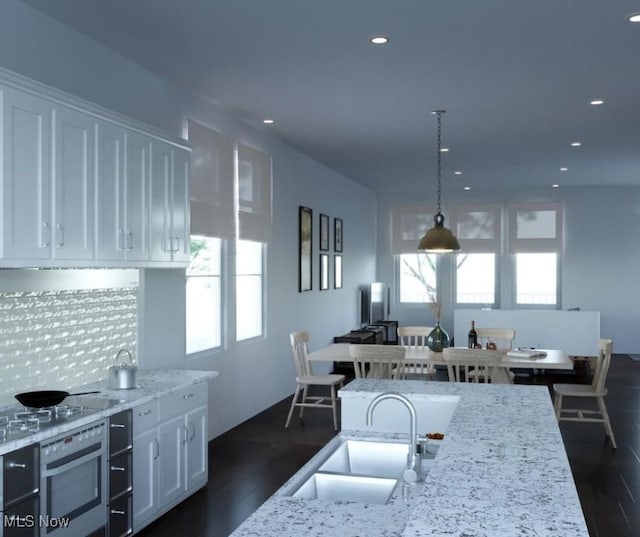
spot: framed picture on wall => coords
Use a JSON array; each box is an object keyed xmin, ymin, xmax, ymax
[
  {"xmin": 320, "ymin": 254, "xmax": 329, "ymax": 290},
  {"xmin": 334, "ymin": 217, "xmax": 343, "ymax": 252},
  {"xmin": 299, "ymin": 206, "xmax": 312, "ymax": 292},
  {"xmin": 319, "ymin": 213, "xmax": 329, "ymax": 251},
  {"xmin": 334, "ymin": 255, "xmax": 343, "ymax": 289}
]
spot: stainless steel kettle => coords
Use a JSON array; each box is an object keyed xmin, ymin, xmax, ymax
[{"xmin": 108, "ymin": 348, "xmax": 138, "ymax": 390}]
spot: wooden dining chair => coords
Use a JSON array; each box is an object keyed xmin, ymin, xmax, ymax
[
  {"xmin": 553, "ymin": 338, "xmax": 617, "ymax": 448},
  {"xmin": 469, "ymin": 327, "xmax": 516, "ymax": 381},
  {"xmin": 285, "ymin": 331, "xmax": 345, "ymax": 431},
  {"xmin": 349, "ymin": 344, "xmax": 406, "ymax": 379},
  {"xmin": 396, "ymin": 326, "xmax": 436, "ymax": 380},
  {"xmin": 443, "ymin": 347, "xmax": 502, "ymax": 383}
]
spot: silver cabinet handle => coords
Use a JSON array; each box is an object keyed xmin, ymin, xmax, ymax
[
  {"xmin": 118, "ymin": 229, "xmax": 125, "ymax": 251},
  {"xmin": 126, "ymin": 231, "xmax": 134, "ymax": 250},
  {"xmin": 110, "ymin": 509, "xmax": 126, "ymax": 516},
  {"xmin": 189, "ymin": 421, "xmax": 196, "ymax": 442},
  {"xmin": 110, "ymin": 466, "xmax": 126, "ymax": 472},
  {"xmin": 138, "ymin": 409, "xmax": 152, "ymax": 417},
  {"xmin": 55, "ymin": 223, "xmax": 65, "ymax": 248},
  {"xmin": 153, "ymin": 439, "xmax": 160, "ymax": 460},
  {"xmin": 42, "ymin": 221, "xmax": 51, "ymax": 248},
  {"xmin": 170, "ymin": 236, "xmax": 180, "ymax": 253},
  {"xmin": 183, "ymin": 393, "xmax": 194, "ymax": 400},
  {"xmin": 110, "ymin": 423, "xmax": 126, "ymax": 429},
  {"xmin": 8, "ymin": 462, "xmax": 26, "ymax": 469},
  {"xmin": 182, "ymin": 425, "xmax": 189, "ymax": 445}
]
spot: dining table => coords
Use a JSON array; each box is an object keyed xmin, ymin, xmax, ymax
[{"xmin": 306, "ymin": 343, "xmax": 574, "ymax": 382}]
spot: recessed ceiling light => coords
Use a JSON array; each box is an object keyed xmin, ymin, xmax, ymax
[
  {"xmin": 570, "ymin": 141, "xmax": 582, "ymax": 147},
  {"xmin": 560, "ymin": 167, "xmax": 568, "ymax": 172},
  {"xmin": 369, "ymin": 35, "xmax": 389, "ymax": 45},
  {"xmin": 454, "ymin": 171, "xmax": 462, "ymax": 175},
  {"xmin": 628, "ymin": 13, "xmax": 640, "ymax": 22},
  {"xmin": 552, "ymin": 184, "xmax": 560, "ymax": 188},
  {"xmin": 463, "ymin": 186, "xmax": 471, "ymax": 191},
  {"xmin": 590, "ymin": 99, "xmax": 604, "ymax": 106},
  {"xmin": 263, "ymin": 119, "xmax": 274, "ymax": 124},
  {"xmin": 440, "ymin": 147, "xmax": 449, "ymax": 152}
]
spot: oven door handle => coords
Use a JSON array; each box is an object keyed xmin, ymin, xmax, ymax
[{"xmin": 43, "ymin": 444, "xmax": 102, "ymax": 478}]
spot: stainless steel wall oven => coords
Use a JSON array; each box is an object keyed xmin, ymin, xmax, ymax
[{"xmin": 40, "ymin": 420, "xmax": 107, "ymax": 536}]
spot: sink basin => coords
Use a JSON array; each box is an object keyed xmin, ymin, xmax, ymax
[
  {"xmin": 292, "ymin": 472, "xmax": 398, "ymax": 504},
  {"xmin": 285, "ymin": 438, "xmax": 414, "ymax": 504},
  {"xmin": 318, "ymin": 439, "xmax": 409, "ymax": 478}
]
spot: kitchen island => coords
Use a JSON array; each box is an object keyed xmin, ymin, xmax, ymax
[{"xmin": 230, "ymin": 379, "xmax": 589, "ymax": 537}]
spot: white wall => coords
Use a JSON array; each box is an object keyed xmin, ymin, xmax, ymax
[
  {"xmin": 0, "ymin": 1, "xmax": 377, "ymax": 438},
  {"xmin": 377, "ymin": 186, "xmax": 640, "ymax": 354}
]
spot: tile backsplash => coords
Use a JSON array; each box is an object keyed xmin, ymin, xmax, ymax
[{"xmin": 0, "ymin": 287, "xmax": 137, "ymax": 402}]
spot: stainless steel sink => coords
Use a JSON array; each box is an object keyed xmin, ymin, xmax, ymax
[
  {"xmin": 318, "ymin": 439, "xmax": 409, "ymax": 478},
  {"xmin": 292, "ymin": 472, "xmax": 398, "ymax": 504},
  {"xmin": 285, "ymin": 439, "xmax": 414, "ymax": 504}
]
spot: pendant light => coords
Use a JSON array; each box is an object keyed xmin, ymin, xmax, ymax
[{"xmin": 417, "ymin": 110, "xmax": 460, "ymax": 252}]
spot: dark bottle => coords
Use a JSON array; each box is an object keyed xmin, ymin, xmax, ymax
[{"xmin": 468, "ymin": 320, "xmax": 478, "ymax": 349}]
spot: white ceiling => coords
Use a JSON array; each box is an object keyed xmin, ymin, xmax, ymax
[{"xmin": 20, "ymin": 0, "xmax": 640, "ymax": 193}]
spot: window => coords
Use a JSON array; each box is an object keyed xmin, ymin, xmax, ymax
[
  {"xmin": 515, "ymin": 253, "xmax": 558, "ymax": 305},
  {"xmin": 186, "ymin": 236, "xmax": 222, "ymax": 354},
  {"xmin": 456, "ymin": 253, "xmax": 496, "ymax": 304},
  {"xmin": 398, "ymin": 253, "xmax": 437, "ymax": 303},
  {"xmin": 236, "ymin": 240, "xmax": 264, "ymax": 340}
]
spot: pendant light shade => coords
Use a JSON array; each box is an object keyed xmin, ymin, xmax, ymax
[
  {"xmin": 418, "ymin": 110, "xmax": 460, "ymax": 253},
  {"xmin": 417, "ymin": 212, "xmax": 460, "ymax": 252}
]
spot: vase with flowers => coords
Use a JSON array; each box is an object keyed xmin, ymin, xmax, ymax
[{"xmin": 426, "ymin": 293, "xmax": 449, "ymax": 352}]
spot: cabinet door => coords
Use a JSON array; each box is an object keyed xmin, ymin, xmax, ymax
[
  {"xmin": 185, "ymin": 404, "xmax": 208, "ymax": 491},
  {"xmin": 95, "ymin": 121, "xmax": 125, "ymax": 261},
  {"xmin": 149, "ymin": 141, "xmax": 171, "ymax": 262},
  {"xmin": 1, "ymin": 86, "xmax": 52, "ymax": 260},
  {"xmin": 171, "ymin": 147, "xmax": 190, "ymax": 264},
  {"xmin": 123, "ymin": 131, "xmax": 150, "ymax": 262},
  {"xmin": 53, "ymin": 105, "xmax": 95, "ymax": 260},
  {"xmin": 132, "ymin": 428, "xmax": 157, "ymax": 532},
  {"xmin": 157, "ymin": 415, "xmax": 185, "ymax": 509}
]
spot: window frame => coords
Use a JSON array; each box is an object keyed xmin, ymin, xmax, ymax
[
  {"xmin": 185, "ymin": 235, "xmax": 224, "ymax": 356},
  {"xmin": 235, "ymin": 239, "xmax": 265, "ymax": 342},
  {"xmin": 512, "ymin": 252, "xmax": 561, "ymax": 309},
  {"xmin": 454, "ymin": 252, "xmax": 498, "ymax": 308}
]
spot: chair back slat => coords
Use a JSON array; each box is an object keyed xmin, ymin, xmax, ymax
[
  {"xmin": 398, "ymin": 326, "xmax": 432, "ymax": 349},
  {"xmin": 476, "ymin": 327, "xmax": 515, "ymax": 351},
  {"xmin": 349, "ymin": 345, "xmax": 406, "ymax": 379},
  {"xmin": 593, "ymin": 338, "xmax": 613, "ymax": 393},
  {"xmin": 443, "ymin": 347, "xmax": 500, "ymax": 383},
  {"xmin": 290, "ymin": 331, "xmax": 312, "ymax": 378}
]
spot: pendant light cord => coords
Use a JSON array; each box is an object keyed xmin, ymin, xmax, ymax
[{"xmin": 436, "ymin": 110, "xmax": 443, "ymax": 214}]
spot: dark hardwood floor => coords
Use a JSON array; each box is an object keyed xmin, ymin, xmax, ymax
[{"xmin": 137, "ymin": 355, "xmax": 640, "ymax": 537}]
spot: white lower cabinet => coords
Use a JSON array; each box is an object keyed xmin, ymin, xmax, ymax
[{"xmin": 132, "ymin": 384, "xmax": 208, "ymax": 534}]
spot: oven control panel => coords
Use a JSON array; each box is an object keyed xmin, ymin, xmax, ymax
[{"xmin": 41, "ymin": 421, "xmax": 106, "ymax": 461}]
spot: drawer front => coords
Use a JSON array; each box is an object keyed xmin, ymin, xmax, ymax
[
  {"xmin": 2, "ymin": 443, "xmax": 39, "ymax": 509},
  {"xmin": 158, "ymin": 383, "xmax": 207, "ymax": 421},
  {"xmin": 109, "ymin": 410, "xmax": 133, "ymax": 457},
  {"xmin": 109, "ymin": 450, "xmax": 132, "ymax": 501},
  {"xmin": 109, "ymin": 493, "xmax": 132, "ymax": 537},
  {"xmin": 132, "ymin": 400, "xmax": 158, "ymax": 435},
  {"xmin": 3, "ymin": 495, "xmax": 39, "ymax": 537}
]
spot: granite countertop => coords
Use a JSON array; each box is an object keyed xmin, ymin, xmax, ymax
[
  {"xmin": 0, "ymin": 369, "xmax": 218, "ymax": 456},
  {"xmin": 230, "ymin": 379, "xmax": 589, "ymax": 537}
]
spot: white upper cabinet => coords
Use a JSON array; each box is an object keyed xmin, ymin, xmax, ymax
[
  {"xmin": 95, "ymin": 123, "xmax": 151, "ymax": 263},
  {"xmin": 149, "ymin": 141, "xmax": 190, "ymax": 264},
  {"xmin": 0, "ymin": 68, "xmax": 190, "ymax": 268},
  {"xmin": 1, "ymin": 86, "xmax": 53, "ymax": 261},
  {"xmin": 53, "ymin": 105, "xmax": 95, "ymax": 261}
]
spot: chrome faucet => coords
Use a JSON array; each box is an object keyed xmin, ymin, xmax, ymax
[{"xmin": 366, "ymin": 392, "xmax": 421, "ymax": 483}]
